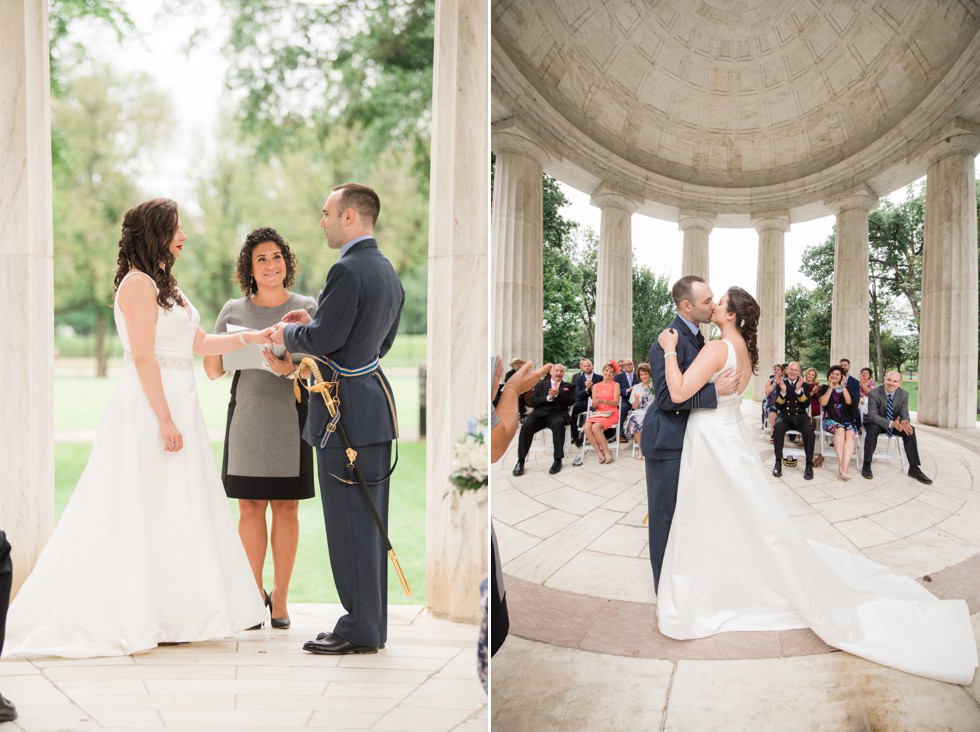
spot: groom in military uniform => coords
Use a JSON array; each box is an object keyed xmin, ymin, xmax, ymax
[{"xmin": 269, "ymin": 183, "xmax": 404, "ymax": 655}]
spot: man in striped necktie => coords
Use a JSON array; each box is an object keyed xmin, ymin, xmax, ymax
[{"xmin": 861, "ymin": 371, "xmax": 932, "ymax": 484}]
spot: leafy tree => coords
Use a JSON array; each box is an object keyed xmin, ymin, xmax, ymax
[
  {"xmin": 52, "ymin": 65, "xmax": 174, "ymax": 376},
  {"xmin": 632, "ymin": 266, "xmax": 673, "ymax": 364},
  {"xmin": 542, "ymin": 244, "xmax": 583, "ymax": 367},
  {"xmin": 217, "ymin": 0, "xmax": 433, "ymax": 179}
]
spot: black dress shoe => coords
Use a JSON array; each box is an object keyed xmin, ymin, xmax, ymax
[
  {"xmin": 512, "ymin": 461, "xmax": 524, "ymax": 477},
  {"xmin": 315, "ymin": 631, "xmax": 384, "ymax": 649},
  {"xmin": 861, "ymin": 464, "xmax": 873, "ymax": 480},
  {"xmin": 549, "ymin": 460, "xmax": 562, "ymax": 475},
  {"xmin": 772, "ymin": 461, "xmax": 782, "ymax": 478},
  {"xmin": 0, "ymin": 693, "xmax": 17, "ymax": 723},
  {"xmin": 268, "ymin": 590, "xmax": 290, "ymax": 629},
  {"xmin": 304, "ymin": 635, "xmax": 379, "ymax": 655},
  {"xmin": 908, "ymin": 466, "xmax": 933, "ymax": 485},
  {"xmin": 803, "ymin": 464, "xmax": 813, "ymax": 480}
]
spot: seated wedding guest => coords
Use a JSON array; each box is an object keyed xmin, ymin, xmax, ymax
[
  {"xmin": 570, "ymin": 358, "xmax": 596, "ymax": 448},
  {"xmin": 583, "ymin": 361, "xmax": 621, "ymax": 464},
  {"xmin": 861, "ymin": 371, "xmax": 933, "ymax": 484},
  {"xmin": 493, "ymin": 358, "xmax": 528, "ymax": 423},
  {"xmin": 858, "ymin": 367, "xmax": 876, "ymax": 420},
  {"xmin": 818, "ymin": 365, "xmax": 858, "ymax": 480},
  {"xmin": 512, "ymin": 363, "xmax": 576, "ymax": 476},
  {"xmin": 771, "ymin": 362, "xmax": 815, "ymax": 480},
  {"xmin": 0, "ymin": 531, "xmax": 15, "ymax": 723},
  {"xmin": 762, "ymin": 362, "xmax": 783, "ymax": 438},
  {"xmin": 490, "ymin": 358, "xmax": 551, "ymax": 663},
  {"xmin": 615, "ymin": 358, "xmax": 638, "ymax": 439},
  {"xmin": 204, "ymin": 227, "xmax": 318, "ymax": 630},
  {"xmin": 623, "ymin": 362, "xmax": 653, "ymax": 458},
  {"xmin": 839, "ymin": 358, "xmax": 862, "ymax": 425},
  {"xmin": 803, "ymin": 367, "xmax": 821, "ymax": 427}
]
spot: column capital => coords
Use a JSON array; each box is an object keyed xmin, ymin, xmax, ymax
[
  {"xmin": 752, "ymin": 213, "xmax": 790, "ymax": 235},
  {"xmin": 826, "ymin": 185, "xmax": 878, "ymax": 215},
  {"xmin": 590, "ymin": 183, "xmax": 640, "ymax": 213},
  {"xmin": 919, "ymin": 119, "xmax": 980, "ymax": 168},
  {"xmin": 491, "ymin": 120, "xmax": 549, "ymax": 166},
  {"xmin": 678, "ymin": 210, "xmax": 715, "ymax": 234}
]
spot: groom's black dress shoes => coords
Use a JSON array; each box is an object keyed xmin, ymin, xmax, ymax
[
  {"xmin": 772, "ymin": 460, "xmax": 782, "ymax": 478},
  {"xmin": 315, "ymin": 631, "xmax": 384, "ymax": 649},
  {"xmin": 305, "ymin": 632, "xmax": 380, "ymax": 655},
  {"xmin": 908, "ymin": 466, "xmax": 933, "ymax": 485},
  {"xmin": 0, "ymin": 693, "xmax": 17, "ymax": 723},
  {"xmin": 803, "ymin": 463, "xmax": 813, "ymax": 480},
  {"xmin": 512, "ymin": 461, "xmax": 525, "ymax": 477},
  {"xmin": 861, "ymin": 464, "xmax": 874, "ymax": 480},
  {"xmin": 549, "ymin": 460, "xmax": 562, "ymax": 475}
]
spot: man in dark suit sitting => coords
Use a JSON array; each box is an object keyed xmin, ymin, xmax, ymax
[
  {"xmin": 614, "ymin": 358, "xmax": 637, "ymax": 440},
  {"xmin": 861, "ymin": 370, "xmax": 932, "ymax": 484},
  {"xmin": 513, "ymin": 363, "xmax": 576, "ymax": 476},
  {"xmin": 570, "ymin": 358, "xmax": 595, "ymax": 448}
]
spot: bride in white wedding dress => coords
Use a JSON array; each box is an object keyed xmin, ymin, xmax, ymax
[
  {"xmin": 654, "ymin": 286, "xmax": 976, "ymax": 686},
  {"xmin": 5, "ymin": 199, "xmax": 268, "ymax": 658}
]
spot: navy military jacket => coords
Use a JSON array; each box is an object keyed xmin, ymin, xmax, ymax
[{"xmin": 283, "ymin": 238, "xmax": 405, "ymax": 448}]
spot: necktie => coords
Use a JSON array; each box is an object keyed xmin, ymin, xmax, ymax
[
  {"xmin": 886, "ymin": 393, "xmax": 894, "ymax": 435},
  {"xmin": 696, "ymin": 331, "xmax": 705, "ymax": 349}
]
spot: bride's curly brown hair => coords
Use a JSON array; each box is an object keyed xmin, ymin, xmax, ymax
[
  {"xmin": 112, "ymin": 198, "xmax": 185, "ymax": 310},
  {"xmin": 725, "ymin": 286, "xmax": 760, "ymax": 374}
]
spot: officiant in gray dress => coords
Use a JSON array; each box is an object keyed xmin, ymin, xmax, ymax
[{"xmin": 204, "ymin": 227, "xmax": 317, "ymax": 630}]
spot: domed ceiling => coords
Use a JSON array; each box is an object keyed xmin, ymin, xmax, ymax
[{"xmin": 492, "ymin": 0, "xmax": 980, "ymax": 218}]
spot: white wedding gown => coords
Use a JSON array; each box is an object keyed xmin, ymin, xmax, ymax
[
  {"xmin": 5, "ymin": 272, "xmax": 267, "ymax": 658},
  {"xmin": 657, "ymin": 340, "xmax": 977, "ymax": 685}
]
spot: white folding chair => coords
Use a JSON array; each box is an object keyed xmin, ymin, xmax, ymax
[
  {"xmin": 866, "ymin": 431, "xmax": 906, "ymax": 471},
  {"xmin": 818, "ymin": 422, "xmax": 861, "ymax": 470},
  {"xmin": 571, "ymin": 398, "xmax": 620, "ymax": 465}
]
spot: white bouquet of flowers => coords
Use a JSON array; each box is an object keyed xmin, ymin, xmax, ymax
[{"xmin": 449, "ymin": 417, "xmax": 488, "ymax": 494}]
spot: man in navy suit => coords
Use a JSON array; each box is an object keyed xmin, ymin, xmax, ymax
[
  {"xmin": 615, "ymin": 359, "xmax": 637, "ymax": 439},
  {"xmin": 839, "ymin": 358, "xmax": 861, "ymax": 424},
  {"xmin": 640, "ymin": 276, "xmax": 739, "ymax": 593},
  {"xmin": 270, "ymin": 183, "xmax": 404, "ymax": 656},
  {"xmin": 570, "ymin": 358, "xmax": 595, "ymax": 447}
]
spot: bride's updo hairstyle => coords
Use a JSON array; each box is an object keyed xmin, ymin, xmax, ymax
[
  {"xmin": 725, "ymin": 286, "xmax": 760, "ymax": 374},
  {"xmin": 113, "ymin": 198, "xmax": 185, "ymax": 310}
]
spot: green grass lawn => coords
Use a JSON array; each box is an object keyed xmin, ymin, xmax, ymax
[{"xmin": 55, "ymin": 439, "xmax": 426, "ymax": 606}]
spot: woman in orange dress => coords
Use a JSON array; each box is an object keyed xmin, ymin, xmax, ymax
[{"xmin": 584, "ymin": 362, "xmax": 620, "ymax": 463}]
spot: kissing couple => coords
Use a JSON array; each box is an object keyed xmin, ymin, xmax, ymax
[{"xmin": 640, "ymin": 276, "xmax": 976, "ymax": 686}]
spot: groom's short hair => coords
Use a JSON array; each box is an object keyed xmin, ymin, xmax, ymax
[
  {"xmin": 672, "ymin": 275, "xmax": 706, "ymax": 307},
  {"xmin": 333, "ymin": 183, "xmax": 381, "ymax": 226}
]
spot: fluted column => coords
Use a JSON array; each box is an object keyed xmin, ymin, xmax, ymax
[
  {"xmin": 753, "ymin": 216, "xmax": 790, "ymax": 401},
  {"xmin": 828, "ymin": 188, "xmax": 878, "ymax": 371},
  {"xmin": 424, "ymin": 0, "xmax": 487, "ymax": 622},
  {"xmin": 592, "ymin": 187, "xmax": 639, "ymax": 365},
  {"xmin": 1, "ymin": 0, "xmax": 54, "ymax": 596},
  {"xmin": 678, "ymin": 212, "xmax": 713, "ymax": 279},
  {"xmin": 918, "ymin": 132, "xmax": 980, "ymax": 428},
  {"xmin": 491, "ymin": 127, "xmax": 547, "ymax": 366}
]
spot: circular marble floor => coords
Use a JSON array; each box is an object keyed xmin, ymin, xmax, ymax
[{"xmin": 492, "ymin": 402, "xmax": 980, "ymax": 660}]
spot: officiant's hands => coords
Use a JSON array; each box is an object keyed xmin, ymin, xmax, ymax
[{"xmin": 263, "ymin": 348, "xmax": 295, "ymax": 376}]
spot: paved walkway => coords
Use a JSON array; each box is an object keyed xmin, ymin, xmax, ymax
[
  {"xmin": 0, "ymin": 605, "xmax": 486, "ymax": 731},
  {"xmin": 491, "ymin": 403, "xmax": 980, "ymax": 730}
]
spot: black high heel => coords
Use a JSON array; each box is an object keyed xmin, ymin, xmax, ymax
[{"xmin": 269, "ymin": 589, "xmax": 291, "ymax": 629}]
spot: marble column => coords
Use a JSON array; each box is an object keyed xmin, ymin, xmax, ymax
[
  {"xmin": 829, "ymin": 188, "xmax": 878, "ymax": 372},
  {"xmin": 753, "ymin": 216, "xmax": 790, "ymax": 401},
  {"xmin": 678, "ymin": 212, "xmax": 713, "ymax": 279},
  {"xmin": 918, "ymin": 133, "xmax": 980, "ymax": 428},
  {"xmin": 491, "ymin": 127, "xmax": 546, "ymax": 366},
  {"xmin": 424, "ymin": 0, "xmax": 487, "ymax": 623},
  {"xmin": 592, "ymin": 187, "xmax": 639, "ymax": 365},
  {"xmin": 1, "ymin": 0, "xmax": 54, "ymax": 596}
]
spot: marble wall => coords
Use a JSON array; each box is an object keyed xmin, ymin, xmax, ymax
[
  {"xmin": 0, "ymin": 0, "xmax": 54, "ymax": 596},
  {"xmin": 425, "ymin": 0, "xmax": 488, "ymax": 623}
]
